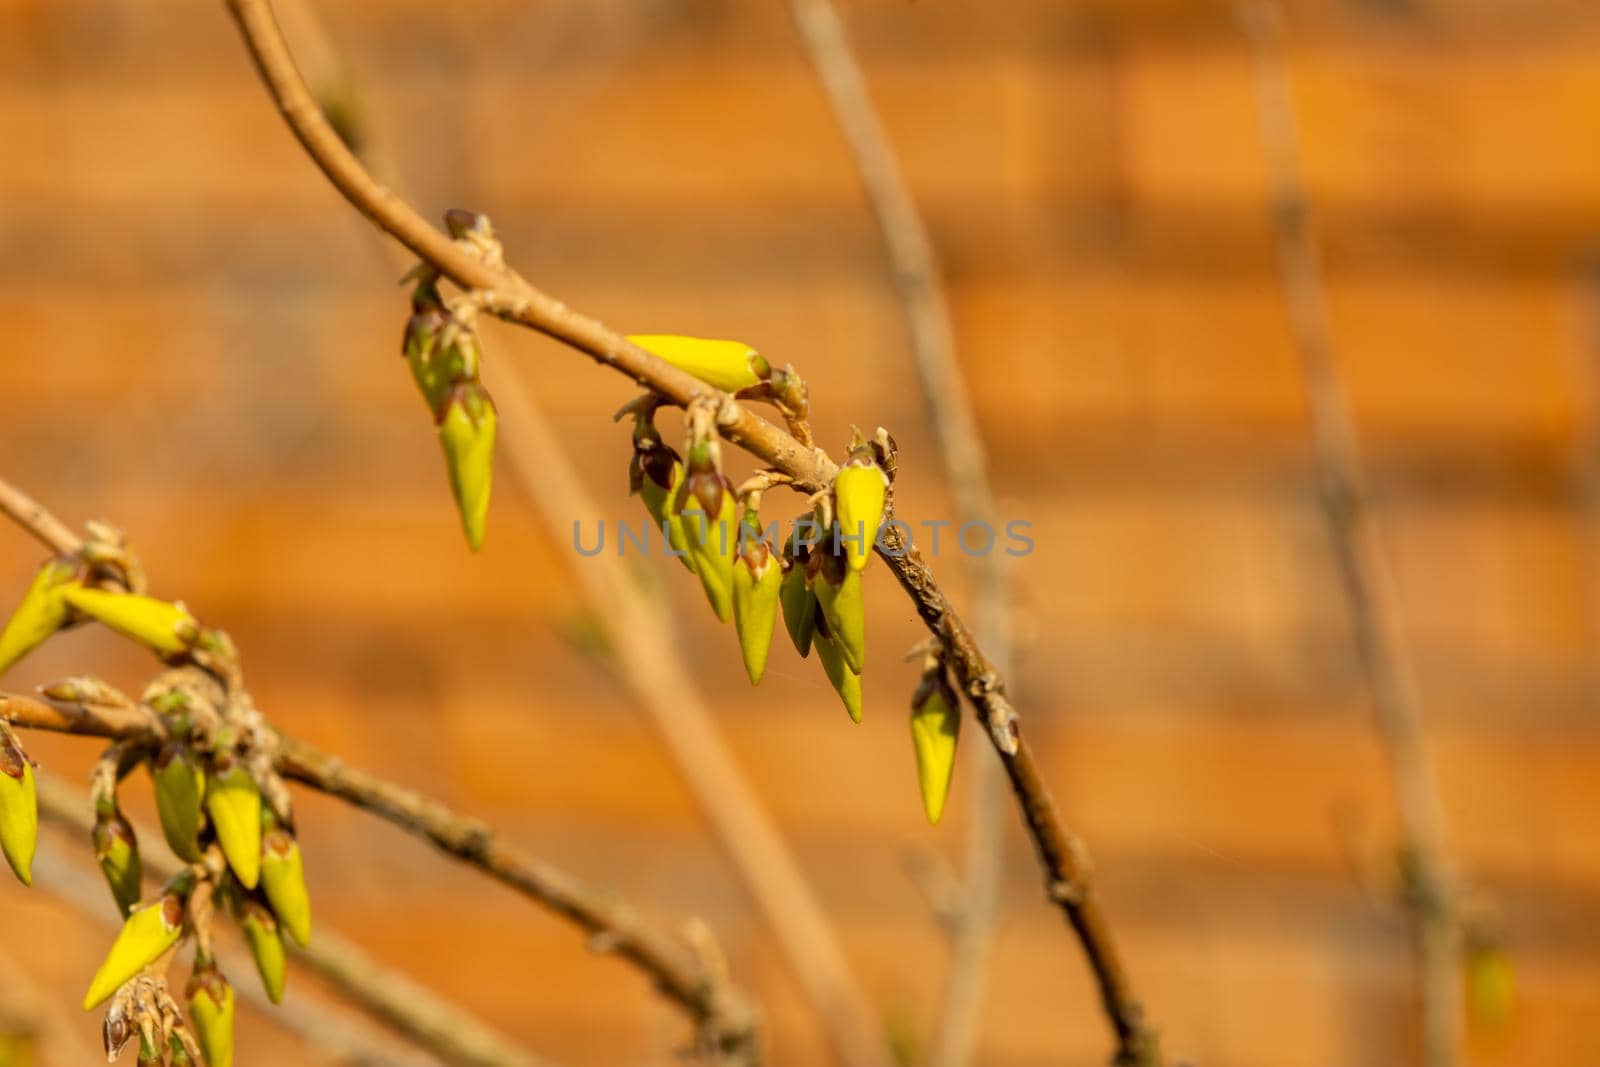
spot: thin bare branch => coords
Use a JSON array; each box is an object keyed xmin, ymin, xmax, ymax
[
  {"xmin": 219, "ymin": 2, "xmax": 1157, "ymax": 1063},
  {"xmin": 1240, "ymin": 6, "xmax": 1462, "ymax": 1065},
  {"xmin": 785, "ymin": 2, "xmax": 1010, "ymax": 1064},
  {"xmin": 0, "ymin": 477, "xmax": 758, "ymax": 1065}
]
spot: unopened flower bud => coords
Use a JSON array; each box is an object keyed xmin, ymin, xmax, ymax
[
  {"xmin": 0, "ymin": 557, "xmax": 81, "ymax": 676},
  {"xmin": 187, "ymin": 963, "xmax": 236, "ymax": 1067},
  {"xmin": 61, "ymin": 588, "xmax": 199, "ymax": 660},
  {"xmin": 437, "ymin": 382, "xmax": 497, "ymax": 552},
  {"xmin": 832, "ymin": 447, "xmax": 889, "ymax": 573},
  {"xmin": 260, "ymin": 827, "xmax": 312, "ymax": 948},
  {"xmin": 93, "ymin": 808, "xmax": 143, "ymax": 915},
  {"xmin": 779, "ymin": 530, "xmax": 816, "ymax": 658},
  {"xmin": 628, "ymin": 334, "xmax": 771, "ymax": 394},
  {"xmin": 674, "ymin": 442, "xmax": 736, "ymax": 622},
  {"xmin": 206, "ymin": 757, "xmax": 262, "ymax": 890},
  {"xmin": 0, "ymin": 727, "xmax": 38, "ymax": 886},
  {"xmin": 240, "ymin": 900, "xmax": 287, "ymax": 1004},
  {"xmin": 82, "ymin": 892, "xmax": 186, "ymax": 1010},
  {"xmin": 152, "ymin": 743, "xmax": 206, "ymax": 864},
  {"xmin": 811, "ymin": 542, "xmax": 864, "ymax": 674},
  {"xmin": 630, "ymin": 422, "xmax": 693, "ymax": 573},
  {"xmin": 813, "ymin": 613, "xmax": 862, "ymax": 724},
  {"xmin": 909, "ymin": 669, "xmax": 961, "ymax": 825},
  {"xmin": 731, "ymin": 511, "xmax": 782, "ymax": 685}
]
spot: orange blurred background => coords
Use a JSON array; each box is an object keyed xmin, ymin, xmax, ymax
[{"xmin": 2, "ymin": 0, "xmax": 1598, "ymax": 1064}]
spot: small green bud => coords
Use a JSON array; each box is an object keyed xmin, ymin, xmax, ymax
[
  {"xmin": 674, "ymin": 445, "xmax": 736, "ymax": 622},
  {"xmin": 779, "ymin": 533, "xmax": 816, "ymax": 658},
  {"xmin": 731, "ymin": 513, "xmax": 782, "ymax": 685},
  {"xmin": 909, "ymin": 670, "xmax": 961, "ymax": 825},
  {"xmin": 260, "ymin": 828, "xmax": 312, "ymax": 948},
  {"xmin": 82, "ymin": 893, "xmax": 185, "ymax": 1010},
  {"xmin": 93, "ymin": 809, "xmax": 143, "ymax": 915},
  {"xmin": 811, "ymin": 545, "xmax": 865, "ymax": 674},
  {"xmin": 240, "ymin": 900, "xmax": 287, "ymax": 1004},
  {"xmin": 627, "ymin": 334, "xmax": 771, "ymax": 394},
  {"xmin": 833, "ymin": 449, "xmax": 889, "ymax": 573},
  {"xmin": 401, "ymin": 303, "xmax": 452, "ymax": 415},
  {"xmin": 0, "ymin": 557, "xmax": 81, "ymax": 676},
  {"xmin": 0, "ymin": 729, "xmax": 38, "ymax": 886},
  {"xmin": 437, "ymin": 382, "xmax": 497, "ymax": 552},
  {"xmin": 630, "ymin": 426, "xmax": 694, "ymax": 573},
  {"xmin": 61, "ymin": 588, "xmax": 198, "ymax": 660},
  {"xmin": 206, "ymin": 760, "xmax": 262, "ymax": 890},
  {"xmin": 152, "ymin": 743, "xmax": 207, "ymax": 863},
  {"xmin": 187, "ymin": 963, "xmax": 236, "ymax": 1067},
  {"xmin": 814, "ymin": 629, "xmax": 862, "ymax": 724}
]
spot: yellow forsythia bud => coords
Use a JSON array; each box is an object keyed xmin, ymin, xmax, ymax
[
  {"xmin": 833, "ymin": 448, "xmax": 889, "ymax": 573},
  {"xmin": 0, "ymin": 729, "xmax": 38, "ymax": 886},
  {"xmin": 187, "ymin": 963, "xmax": 236, "ymax": 1067},
  {"xmin": 437, "ymin": 382, "xmax": 497, "ymax": 552},
  {"xmin": 731, "ymin": 513, "xmax": 782, "ymax": 685},
  {"xmin": 92, "ymin": 808, "xmax": 143, "ymax": 915},
  {"xmin": 779, "ymin": 532, "xmax": 816, "ymax": 658},
  {"xmin": 674, "ymin": 442, "xmax": 736, "ymax": 622},
  {"xmin": 152, "ymin": 743, "xmax": 206, "ymax": 864},
  {"xmin": 814, "ymin": 630, "xmax": 863, "ymax": 724},
  {"xmin": 240, "ymin": 900, "xmax": 287, "ymax": 1004},
  {"xmin": 630, "ymin": 421, "xmax": 694, "ymax": 573},
  {"xmin": 627, "ymin": 334, "xmax": 771, "ymax": 394},
  {"xmin": 260, "ymin": 828, "xmax": 312, "ymax": 948},
  {"xmin": 206, "ymin": 759, "xmax": 261, "ymax": 890},
  {"xmin": 812, "ymin": 545, "xmax": 865, "ymax": 674},
  {"xmin": 61, "ymin": 588, "xmax": 198, "ymax": 660},
  {"xmin": 909, "ymin": 670, "xmax": 961, "ymax": 825},
  {"xmin": 83, "ymin": 893, "xmax": 185, "ymax": 1010},
  {"xmin": 0, "ymin": 557, "xmax": 80, "ymax": 676}
]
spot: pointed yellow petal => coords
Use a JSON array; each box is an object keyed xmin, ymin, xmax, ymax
[
  {"xmin": 779, "ymin": 560, "xmax": 815, "ymax": 658},
  {"xmin": 910, "ymin": 682, "xmax": 961, "ymax": 824},
  {"xmin": 0, "ymin": 758, "xmax": 38, "ymax": 887},
  {"xmin": 82, "ymin": 896, "xmax": 184, "ymax": 1010},
  {"xmin": 152, "ymin": 745, "xmax": 207, "ymax": 863},
  {"xmin": 833, "ymin": 462, "xmax": 888, "ymax": 572},
  {"xmin": 61, "ymin": 588, "xmax": 197, "ymax": 659},
  {"xmin": 814, "ymin": 568, "xmax": 865, "ymax": 674},
  {"xmin": 816, "ymin": 635, "xmax": 862, "ymax": 723},
  {"xmin": 261, "ymin": 831, "xmax": 312, "ymax": 948},
  {"xmin": 628, "ymin": 334, "xmax": 769, "ymax": 394},
  {"xmin": 205, "ymin": 766, "xmax": 261, "ymax": 890},
  {"xmin": 0, "ymin": 559, "xmax": 78, "ymax": 676},
  {"xmin": 732, "ymin": 558, "xmax": 782, "ymax": 685},
  {"xmin": 680, "ymin": 496, "xmax": 735, "ymax": 622},
  {"xmin": 241, "ymin": 903, "xmax": 287, "ymax": 1004},
  {"xmin": 187, "ymin": 968, "xmax": 236, "ymax": 1067},
  {"xmin": 438, "ymin": 388, "xmax": 497, "ymax": 552}
]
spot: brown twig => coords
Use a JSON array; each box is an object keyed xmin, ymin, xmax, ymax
[
  {"xmin": 0, "ymin": 478, "xmax": 758, "ymax": 1065},
  {"xmin": 1240, "ymin": 6, "xmax": 1462, "ymax": 1066},
  {"xmin": 786, "ymin": 2, "xmax": 1010, "ymax": 1064},
  {"xmin": 219, "ymin": 2, "xmax": 1157, "ymax": 1062}
]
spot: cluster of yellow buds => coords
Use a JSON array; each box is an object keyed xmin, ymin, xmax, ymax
[
  {"xmin": 623, "ymin": 339, "xmax": 959, "ymax": 822},
  {"xmin": 0, "ymin": 554, "xmax": 315, "ymax": 1065}
]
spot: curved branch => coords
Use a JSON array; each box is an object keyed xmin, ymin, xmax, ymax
[{"xmin": 219, "ymin": 1, "xmax": 1157, "ymax": 1062}]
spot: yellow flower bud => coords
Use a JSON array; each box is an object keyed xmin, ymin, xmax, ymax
[
  {"xmin": 0, "ymin": 557, "xmax": 80, "ymax": 676},
  {"xmin": 437, "ymin": 383, "xmax": 497, "ymax": 552},
  {"xmin": 627, "ymin": 334, "xmax": 770, "ymax": 394},
  {"xmin": 815, "ymin": 632, "xmax": 862, "ymax": 724},
  {"xmin": 779, "ymin": 533, "xmax": 816, "ymax": 658},
  {"xmin": 674, "ymin": 443, "xmax": 736, "ymax": 622},
  {"xmin": 731, "ymin": 515, "xmax": 782, "ymax": 685},
  {"xmin": 206, "ymin": 761, "xmax": 262, "ymax": 890},
  {"xmin": 630, "ymin": 427, "xmax": 694, "ymax": 573},
  {"xmin": 833, "ymin": 451, "xmax": 888, "ymax": 573},
  {"xmin": 812, "ymin": 547, "xmax": 864, "ymax": 675},
  {"xmin": 240, "ymin": 900, "xmax": 287, "ymax": 1004},
  {"xmin": 61, "ymin": 587, "xmax": 198, "ymax": 660},
  {"xmin": 0, "ymin": 730, "xmax": 38, "ymax": 886},
  {"xmin": 909, "ymin": 671, "xmax": 961, "ymax": 825},
  {"xmin": 92, "ymin": 809, "xmax": 142, "ymax": 915},
  {"xmin": 261, "ymin": 829, "xmax": 312, "ymax": 948},
  {"xmin": 152, "ymin": 743, "xmax": 207, "ymax": 864},
  {"xmin": 187, "ymin": 964, "xmax": 236, "ymax": 1067},
  {"xmin": 82, "ymin": 893, "xmax": 185, "ymax": 1010}
]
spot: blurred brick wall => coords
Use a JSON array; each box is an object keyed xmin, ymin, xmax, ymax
[{"xmin": 1, "ymin": 1, "xmax": 1598, "ymax": 1064}]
